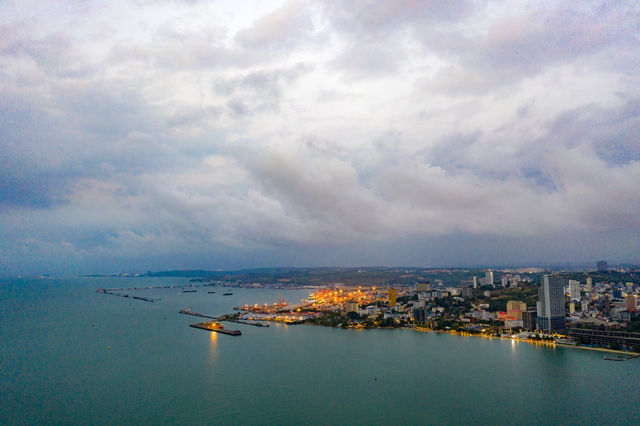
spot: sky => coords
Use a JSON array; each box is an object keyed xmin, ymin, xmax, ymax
[{"xmin": 1, "ymin": 0, "xmax": 639, "ymax": 275}]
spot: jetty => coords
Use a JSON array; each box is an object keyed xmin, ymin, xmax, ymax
[
  {"xmin": 179, "ymin": 308, "xmax": 220, "ymax": 320},
  {"xmin": 179, "ymin": 308, "xmax": 268, "ymax": 327},
  {"xmin": 603, "ymin": 353, "xmax": 640, "ymax": 361},
  {"xmin": 190, "ymin": 321, "xmax": 241, "ymax": 336},
  {"xmin": 98, "ymin": 289, "xmax": 158, "ymax": 302}
]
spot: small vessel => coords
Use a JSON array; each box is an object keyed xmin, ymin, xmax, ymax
[
  {"xmin": 223, "ymin": 292, "xmax": 233, "ymax": 296},
  {"xmin": 208, "ymin": 291, "xmax": 216, "ymax": 294},
  {"xmin": 182, "ymin": 289, "xmax": 197, "ymax": 293}
]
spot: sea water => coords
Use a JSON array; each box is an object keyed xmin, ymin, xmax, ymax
[{"xmin": 1, "ymin": 277, "xmax": 639, "ymax": 425}]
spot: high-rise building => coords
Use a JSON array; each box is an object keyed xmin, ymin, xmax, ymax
[
  {"xmin": 415, "ymin": 281, "xmax": 430, "ymax": 293},
  {"xmin": 462, "ymin": 287, "xmax": 473, "ymax": 298},
  {"xmin": 413, "ymin": 307, "xmax": 428, "ymax": 324},
  {"xmin": 388, "ymin": 287, "xmax": 397, "ymax": 308},
  {"xmin": 522, "ymin": 309, "xmax": 537, "ymax": 331},
  {"xmin": 345, "ymin": 301, "xmax": 359, "ymax": 314},
  {"xmin": 568, "ymin": 280, "xmax": 580, "ymax": 301},
  {"xmin": 506, "ymin": 301, "xmax": 526, "ymax": 320},
  {"xmin": 586, "ymin": 277, "xmax": 592, "ymax": 293},
  {"xmin": 626, "ymin": 295, "xmax": 637, "ymax": 312},
  {"xmin": 597, "ymin": 261, "xmax": 608, "ymax": 272},
  {"xmin": 485, "ymin": 270, "xmax": 494, "ymax": 287},
  {"xmin": 536, "ymin": 275, "xmax": 566, "ymax": 332},
  {"xmin": 473, "ymin": 276, "xmax": 478, "ymax": 289}
]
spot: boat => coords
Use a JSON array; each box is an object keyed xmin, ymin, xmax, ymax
[
  {"xmin": 223, "ymin": 292, "xmax": 233, "ymax": 296},
  {"xmin": 208, "ymin": 291, "xmax": 216, "ymax": 294},
  {"xmin": 182, "ymin": 289, "xmax": 197, "ymax": 293}
]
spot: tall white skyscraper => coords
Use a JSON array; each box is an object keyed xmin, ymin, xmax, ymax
[
  {"xmin": 485, "ymin": 270, "xmax": 494, "ymax": 287},
  {"xmin": 537, "ymin": 275, "xmax": 566, "ymax": 332},
  {"xmin": 473, "ymin": 276, "xmax": 478, "ymax": 289}
]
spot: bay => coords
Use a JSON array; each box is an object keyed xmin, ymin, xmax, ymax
[{"xmin": 1, "ymin": 277, "xmax": 638, "ymax": 425}]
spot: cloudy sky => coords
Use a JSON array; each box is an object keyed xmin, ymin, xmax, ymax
[{"xmin": 1, "ymin": 0, "xmax": 639, "ymax": 275}]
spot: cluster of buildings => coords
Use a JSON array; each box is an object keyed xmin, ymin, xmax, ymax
[
  {"xmin": 334, "ymin": 267, "xmax": 640, "ymax": 349},
  {"xmin": 236, "ymin": 262, "xmax": 640, "ymax": 350}
]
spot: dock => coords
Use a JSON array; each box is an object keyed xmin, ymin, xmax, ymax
[
  {"xmin": 190, "ymin": 321, "xmax": 241, "ymax": 336},
  {"xmin": 179, "ymin": 309, "xmax": 268, "ymax": 327},
  {"xmin": 179, "ymin": 308, "xmax": 220, "ymax": 320},
  {"xmin": 603, "ymin": 353, "xmax": 640, "ymax": 361}
]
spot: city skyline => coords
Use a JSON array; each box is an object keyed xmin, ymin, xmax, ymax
[{"xmin": 1, "ymin": 1, "xmax": 639, "ymax": 275}]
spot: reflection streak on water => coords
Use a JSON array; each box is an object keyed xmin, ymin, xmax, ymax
[{"xmin": 209, "ymin": 331, "xmax": 218, "ymax": 362}]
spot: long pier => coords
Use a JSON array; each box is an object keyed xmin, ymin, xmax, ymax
[
  {"xmin": 99, "ymin": 290, "xmax": 158, "ymax": 302},
  {"xmin": 189, "ymin": 322, "xmax": 241, "ymax": 336},
  {"xmin": 179, "ymin": 309, "xmax": 268, "ymax": 327},
  {"xmin": 179, "ymin": 308, "xmax": 219, "ymax": 320}
]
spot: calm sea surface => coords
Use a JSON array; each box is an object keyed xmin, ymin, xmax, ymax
[{"xmin": 1, "ymin": 277, "xmax": 639, "ymax": 425}]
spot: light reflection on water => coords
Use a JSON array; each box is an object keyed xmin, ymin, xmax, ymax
[{"xmin": 209, "ymin": 331, "xmax": 218, "ymax": 362}]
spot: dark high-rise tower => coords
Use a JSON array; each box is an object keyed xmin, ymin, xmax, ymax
[{"xmin": 536, "ymin": 275, "xmax": 566, "ymax": 332}]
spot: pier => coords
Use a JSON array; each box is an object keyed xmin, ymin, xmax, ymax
[
  {"xmin": 189, "ymin": 321, "xmax": 241, "ymax": 336},
  {"xmin": 179, "ymin": 308, "xmax": 269, "ymax": 327},
  {"xmin": 603, "ymin": 353, "xmax": 640, "ymax": 361},
  {"xmin": 179, "ymin": 308, "xmax": 220, "ymax": 320},
  {"xmin": 98, "ymin": 289, "xmax": 158, "ymax": 302}
]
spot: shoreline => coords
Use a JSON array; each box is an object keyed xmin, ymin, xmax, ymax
[{"xmin": 412, "ymin": 326, "xmax": 635, "ymax": 356}]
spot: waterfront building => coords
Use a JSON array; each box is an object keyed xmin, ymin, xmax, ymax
[
  {"xmin": 567, "ymin": 328, "xmax": 640, "ymax": 350},
  {"xmin": 485, "ymin": 270, "xmax": 494, "ymax": 287},
  {"xmin": 597, "ymin": 261, "xmax": 608, "ymax": 272},
  {"xmin": 388, "ymin": 287, "xmax": 397, "ymax": 308},
  {"xmin": 626, "ymin": 295, "xmax": 637, "ymax": 312},
  {"xmin": 537, "ymin": 275, "xmax": 566, "ymax": 332},
  {"xmin": 506, "ymin": 301, "xmax": 526, "ymax": 320},
  {"xmin": 522, "ymin": 309, "xmax": 537, "ymax": 331},
  {"xmin": 568, "ymin": 280, "xmax": 580, "ymax": 301},
  {"xmin": 413, "ymin": 307, "xmax": 428, "ymax": 324}
]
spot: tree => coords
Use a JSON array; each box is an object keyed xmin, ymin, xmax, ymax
[{"xmin": 347, "ymin": 311, "xmax": 361, "ymax": 320}]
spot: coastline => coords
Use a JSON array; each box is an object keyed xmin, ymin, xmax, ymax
[{"xmin": 412, "ymin": 326, "xmax": 635, "ymax": 356}]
